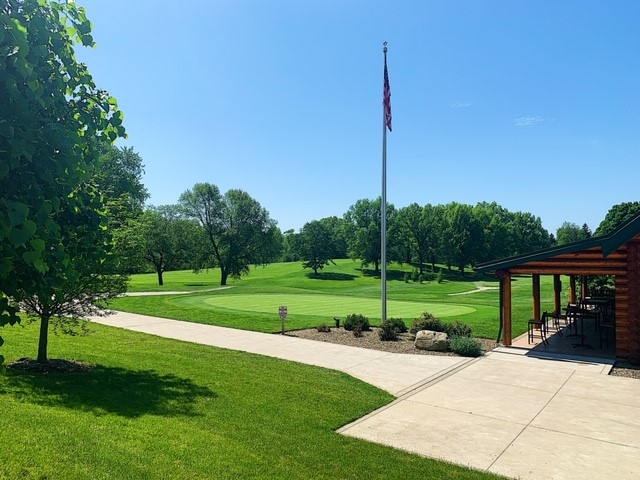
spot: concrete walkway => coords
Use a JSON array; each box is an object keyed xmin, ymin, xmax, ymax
[
  {"xmin": 91, "ymin": 311, "xmax": 468, "ymax": 396},
  {"xmin": 92, "ymin": 311, "xmax": 640, "ymax": 479}
]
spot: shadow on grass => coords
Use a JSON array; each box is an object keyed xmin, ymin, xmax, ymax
[
  {"xmin": 2, "ymin": 364, "xmax": 217, "ymax": 418},
  {"xmin": 184, "ymin": 283, "xmax": 211, "ymax": 287},
  {"xmin": 306, "ymin": 272, "xmax": 357, "ymax": 281}
]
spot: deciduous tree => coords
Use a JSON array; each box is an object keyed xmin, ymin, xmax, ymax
[
  {"xmin": 0, "ymin": 0, "xmax": 126, "ymax": 363},
  {"xmin": 179, "ymin": 184, "xmax": 282, "ymax": 285}
]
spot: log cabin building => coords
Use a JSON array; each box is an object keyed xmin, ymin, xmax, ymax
[{"xmin": 476, "ymin": 213, "xmax": 640, "ymax": 364}]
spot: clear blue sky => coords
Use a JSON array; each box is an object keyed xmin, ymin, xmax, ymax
[{"xmin": 76, "ymin": 0, "xmax": 640, "ymax": 235}]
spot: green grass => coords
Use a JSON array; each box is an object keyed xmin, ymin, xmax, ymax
[
  {"xmin": 112, "ymin": 260, "xmax": 564, "ymax": 339},
  {"xmin": 0, "ymin": 321, "xmax": 504, "ymax": 480}
]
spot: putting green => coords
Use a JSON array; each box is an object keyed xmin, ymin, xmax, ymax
[{"xmin": 199, "ymin": 293, "xmax": 475, "ymax": 319}]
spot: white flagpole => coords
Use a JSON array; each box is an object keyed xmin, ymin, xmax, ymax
[{"xmin": 381, "ymin": 42, "xmax": 388, "ymax": 324}]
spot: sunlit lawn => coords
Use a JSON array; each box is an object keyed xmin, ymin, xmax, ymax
[
  {"xmin": 112, "ymin": 259, "xmax": 563, "ymax": 339},
  {"xmin": 0, "ymin": 321, "xmax": 504, "ymax": 480}
]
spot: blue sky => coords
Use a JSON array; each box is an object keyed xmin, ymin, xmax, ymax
[{"xmin": 76, "ymin": 0, "xmax": 640, "ymax": 235}]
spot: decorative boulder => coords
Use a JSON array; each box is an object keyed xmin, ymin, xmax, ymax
[{"xmin": 414, "ymin": 330, "xmax": 449, "ymax": 351}]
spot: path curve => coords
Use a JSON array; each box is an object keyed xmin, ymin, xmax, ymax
[{"xmin": 124, "ymin": 286, "xmax": 234, "ymax": 297}]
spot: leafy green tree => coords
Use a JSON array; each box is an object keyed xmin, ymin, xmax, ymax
[
  {"xmin": 179, "ymin": 184, "xmax": 282, "ymax": 285},
  {"xmin": 556, "ymin": 221, "xmax": 589, "ymax": 245},
  {"xmin": 581, "ymin": 223, "xmax": 592, "ymax": 239},
  {"xmin": 343, "ymin": 198, "xmax": 395, "ymax": 274},
  {"xmin": 280, "ymin": 229, "xmax": 300, "ymax": 262},
  {"xmin": 595, "ymin": 202, "xmax": 640, "ymax": 236},
  {"xmin": 133, "ymin": 206, "xmax": 203, "ymax": 286},
  {"xmin": 93, "ymin": 144, "xmax": 149, "ymax": 273},
  {"xmin": 507, "ymin": 211, "xmax": 551, "ymax": 255},
  {"xmin": 318, "ymin": 216, "xmax": 348, "ymax": 259},
  {"xmin": 0, "ymin": 0, "xmax": 125, "ymax": 363},
  {"xmin": 298, "ymin": 220, "xmax": 334, "ymax": 274},
  {"xmin": 441, "ymin": 203, "xmax": 484, "ymax": 275},
  {"xmin": 396, "ymin": 203, "xmax": 434, "ymax": 274},
  {"xmin": 473, "ymin": 202, "xmax": 512, "ymax": 263},
  {"xmin": 16, "ymin": 185, "xmax": 127, "ymax": 363}
]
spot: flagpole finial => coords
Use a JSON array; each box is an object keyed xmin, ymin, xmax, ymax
[{"xmin": 383, "ymin": 41, "xmax": 388, "ymax": 53}]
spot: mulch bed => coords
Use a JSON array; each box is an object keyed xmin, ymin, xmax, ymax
[
  {"xmin": 6, "ymin": 358, "xmax": 93, "ymax": 374},
  {"xmin": 287, "ymin": 327, "xmax": 497, "ymax": 356}
]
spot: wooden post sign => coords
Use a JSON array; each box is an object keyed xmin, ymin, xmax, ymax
[{"xmin": 279, "ymin": 305, "xmax": 288, "ymax": 334}]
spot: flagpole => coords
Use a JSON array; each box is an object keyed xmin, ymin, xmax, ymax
[{"xmin": 381, "ymin": 41, "xmax": 388, "ymax": 324}]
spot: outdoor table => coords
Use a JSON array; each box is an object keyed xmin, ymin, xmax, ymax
[{"xmin": 569, "ymin": 308, "xmax": 599, "ymax": 349}]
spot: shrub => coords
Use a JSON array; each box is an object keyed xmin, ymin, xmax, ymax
[
  {"xmin": 449, "ymin": 336, "xmax": 483, "ymax": 357},
  {"xmin": 436, "ymin": 268, "xmax": 444, "ymax": 284},
  {"xmin": 352, "ymin": 324, "xmax": 363, "ymax": 337},
  {"xmin": 378, "ymin": 321, "xmax": 398, "ymax": 341},
  {"xmin": 387, "ymin": 317, "xmax": 407, "ymax": 333},
  {"xmin": 444, "ymin": 320, "xmax": 472, "ymax": 338},
  {"xmin": 343, "ymin": 313, "xmax": 370, "ymax": 332},
  {"xmin": 316, "ymin": 323, "xmax": 331, "ymax": 333},
  {"xmin": 410, "ymin": 312, "xmax": 445, "ymax": 334},
  {"xmin": 403, "ymin": 272, "xmax": 410, "ymax": 283}
]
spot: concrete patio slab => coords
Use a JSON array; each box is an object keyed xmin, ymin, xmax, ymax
[
  {"xmin": 407, "ymin": 374, "xmax": 555, "ymax": 424},
  {"xmin": 489, "ymin": 426, "xmax": 640, "ymax": 480}
]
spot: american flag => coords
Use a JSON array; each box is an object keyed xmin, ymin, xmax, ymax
[{"xmin": 383, "ymin": 54, "xmax": 392, "ymax": 132}]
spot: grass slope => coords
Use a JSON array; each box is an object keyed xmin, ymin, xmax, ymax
[
  {"xmin": 112, "ymin": 260, "xmax": 562, "ymax": 339},
  {"xmin": 0, "ymin": 321, "xmax": 503, "ymax": 480}
]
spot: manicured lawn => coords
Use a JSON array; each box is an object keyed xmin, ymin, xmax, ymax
[
  {"xmin": 112, "ymin": 260, "xmax": 564, "ymax": 339},
  {"xmin": 0, "ymin": 321, "xmax": 504, "ymax": 480}
]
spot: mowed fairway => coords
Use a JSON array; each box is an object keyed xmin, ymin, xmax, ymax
[
  {"xmin": 111, "ymin": 259, "xmax": 563, "ymax": 338},
  {"xmin": 198, "ymin": 293, "xmax": 475, "ymax": 319}
]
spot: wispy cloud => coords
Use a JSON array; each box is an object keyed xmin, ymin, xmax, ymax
[
  {"xmin": 514, "ymin": 116, "xmax": 544, "ymax": 127},
  {"xmin": 450, "ymin": 102, "xmax": 471, "ymax": 109}
]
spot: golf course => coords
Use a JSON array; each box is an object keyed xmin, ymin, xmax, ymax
[{"xmin": 111, "ymin": 259, "xmax": 560, "ymax": 339}]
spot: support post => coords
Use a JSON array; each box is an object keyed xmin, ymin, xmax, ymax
[
  {"xmin": 554, "ymin": 274, "xmax": 561, "ymax": 314},
  {"xmin": 532, "ymin": 274, "xmax": 541, "ymax": 322},
  {"xmin": 502, "ymin": 272, "xmax": 512, "ymax": 346},
  {"xmin": 570, "ymin": 275, "xmax": 577, "ymax": 304},
  {"xmin": 581, "ymin": 275, "xmax": 589, "ymax": 300}
]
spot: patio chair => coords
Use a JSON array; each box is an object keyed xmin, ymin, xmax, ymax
[
  {"xmin": 528, "ymin": 311, "xmax": 549, "ymax": 346},
  {"xmin": 550, "ymin": 310, "xmax": 565, "ymax": 336}
]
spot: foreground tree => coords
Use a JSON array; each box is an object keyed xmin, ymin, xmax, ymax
[
  {"xmin": 179, "ymin": 184, "xmax": 282, "ymax": 285},
  {"xmin": 0, "ymin": 0, "xmax": 126, "ymax": 363}
]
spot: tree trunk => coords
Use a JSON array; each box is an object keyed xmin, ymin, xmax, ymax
[
  {"xmin": 37, "ymin": 315, "xmax": 50, "ymax": 364},
  {"xmin": 157, "ymin": 269, "xmax": 164, "ymax": 286},
  {"xmin": 313, "ymin": 266, "xmax": 318, "ymax": 274},
  {"xmin": 220, "ymin": 268, "xmax": 228, "ymax": 286}
]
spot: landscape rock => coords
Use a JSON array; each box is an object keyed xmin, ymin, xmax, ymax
[{"xmin": 414, "ymin": 330, "xmax": 449, "ymax": 351}]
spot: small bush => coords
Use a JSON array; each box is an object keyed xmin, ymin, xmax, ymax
[
  {"xmin": 352, "ymin": 324, "xmax": 363, "ymax": 337},
  {"xmin": 343, "ymin": 313, "xmax": 370, "ymax": 332},
  {"xmin": 411, "ymin": 268, "xmax": 419, "ymax": 282},
  {"xmin": 410, "ymin": 312, "xmax": 445, "ymax": 334},
  {"xmin": 444, "ymin": 320, "xmax": 472, "ymax": 338},
  {"xmin": 378, "ymin": 321, "xmax": 398, "ymax": 341},
  {"xmin": 316, "ymin": 323, "xmax": 331, "ymax": 333},
  {"xmin": 436, "ymin": 269, "xmax": 444, "ymax": 284},
  {"xmin": 418, "ymin": 273, "xmax": 424, "ymax": 284},
  {"xmin": 387, "ymin": 317, "xmax": 407, "ymax": 333},
  {"xmin": 403, "ymin": 272, "xmax": 410, "ymax": 283},
  {"xmin": 449, "ymin": 336, "xmax": 483, "ymax": 357}
]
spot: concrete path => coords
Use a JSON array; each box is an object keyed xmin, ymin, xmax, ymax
[
  {"xmin": 90, "ymin": 311, "xmax": 467, "ymax": 396},
  {"xmin": 92, "ymin": 311, "xmax": 640, "ymax": 479},
  {"xmin": 339, "ymin": 348, "xmax": 639, "ymax": 480}
]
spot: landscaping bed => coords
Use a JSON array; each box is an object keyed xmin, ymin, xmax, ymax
[{"xmin": 287, "ymin": 327, "xmax": 497, "ymax": 356}]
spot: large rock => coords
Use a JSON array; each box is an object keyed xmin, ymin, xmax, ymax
[{"xmin": 414, "ymin": 330, "xmax": 449, "ymax": 351}]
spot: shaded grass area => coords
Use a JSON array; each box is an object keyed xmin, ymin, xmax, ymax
[
  {"xmin": 0, "ymin": 321, "xmax": 504, "ymax": 480},
  {"xmin": 113, "ymin": 260, "xmax": 562, "ymax": 339}
]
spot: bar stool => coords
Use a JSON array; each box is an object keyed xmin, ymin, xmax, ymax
[{"xmin": 528, "ymin": 311, "xmax": 549, "ymax": 346}]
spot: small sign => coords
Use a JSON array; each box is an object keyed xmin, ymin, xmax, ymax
[{"xmin": 279, "ymin": 305, "xmax": 288, "ymax": 319}]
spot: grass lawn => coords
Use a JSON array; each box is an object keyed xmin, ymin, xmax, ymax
[
  {"xmin": 112, "ymin": 260, "xmax": 564, "ymax": 339},
  {"xmin": 0, "ymin": 321, "xmax": 504, "ymax": 480}
]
